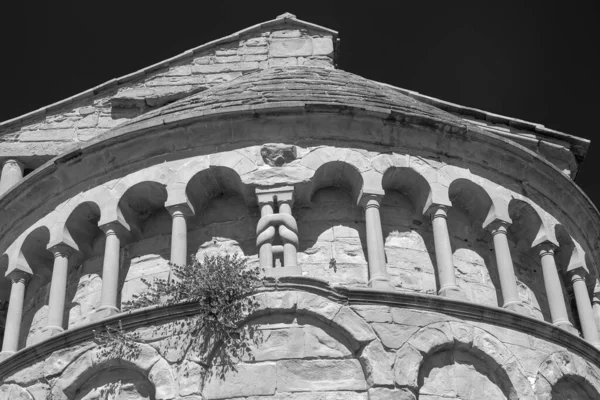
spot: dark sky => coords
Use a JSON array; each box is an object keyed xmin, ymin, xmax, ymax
[{"xmin": 1, "ymin": 2, "xmax": 599, "ymax": 205}]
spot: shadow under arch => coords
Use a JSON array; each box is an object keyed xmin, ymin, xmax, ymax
[
  {"xmin": 201, "ymin": 292, "xmax": 374, "ymax": 394},
  {"xmin": 56, "ymin": 345, "xmax": 165, "ymax": 400},
  {"xmin": 381, "ymin": 166, "xmax": 437, "ymax": 293},
  {"xmin": 534, "ymin": 351, "xmax": 600, "ymax": 400},
  {"xmin": 118, "ymin": 181, "xmax": 169, "ymax": 240},
  {"xmin": 186, "ymin": 166, "xmax": 257, "ymax": 258},
  {"xmin": 395, "ymin": 321, "xmax": 534, "ymax": 400},
  {"xmin": 507, "ymin": 198, "xmax": 549, "ymax": 321},
  {"xmin": 19, "ymin": 226, "xmax": 52, "ymax": 348},
  {"xmin": 296, "ymin": 161, "xmax": 368, "ymax": 286},
  {"xmin": 447, "ymin": 178, "xmax": 500, "ymax": 306}
]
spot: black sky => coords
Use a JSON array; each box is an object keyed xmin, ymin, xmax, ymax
[{"xmin": 1, "ymin": 2, "xmax": 599, "ymax": 205}]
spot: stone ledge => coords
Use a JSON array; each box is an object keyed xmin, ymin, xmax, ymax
[{"xmin": 1, "ymin": 276, "xmax": 598, "ymax": 381}]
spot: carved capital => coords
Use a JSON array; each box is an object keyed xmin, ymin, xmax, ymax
[
  {"xmin": 536, "ymin": 241, "xmax": 557, "ymax": 258},
  {"xmin": 48, "ymin": 242, "xmax": 78, "ymax": 259},
  {"xmin": 568, "ymin": 266, "xmax": 589, "ymax": 284},
  {"xmin": 256, "ymin": 186, "xmax": 294, "ymax": 207},
  {"xmin": 358, "ymin": 190, "xmax": 384, "ymax": 208},
  {"xmin": 485, "ymin": 219, "xmax": 511, "ymax": 236},
  {"xmin": 6, "ymin": 269, "xmax": 31, "ymax": 285},
  {"xmin": 426, "ymin": 203, "xmax": 450, "ymax": 220},
  {"xmin": 99, "ymin": 220, "xmax": 130, "ymax": 241},
  {"xmin": 166, "ymin": 201, "xmax": 195, "ymax": 218}
]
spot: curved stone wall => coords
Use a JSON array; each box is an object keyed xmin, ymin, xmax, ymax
[
  {"xmin": 0, "ymin": 52, "xmax": 598, "ymax": 399},
  {"xmin": 2, "ymin": 286, "xmax": 600, "ymax": 400}
]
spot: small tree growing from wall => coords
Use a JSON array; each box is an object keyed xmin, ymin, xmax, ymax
[{"xmin": 93, "ymin": 253, "xmax": 262, "ymax": 376}]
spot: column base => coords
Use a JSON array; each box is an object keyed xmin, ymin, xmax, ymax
[
  {"xmin": 92, "ymin": 306, "xmax": 120, "ymax": 321},
  {"xmin": 39, "ymin": 325, "xmax": 65, "ymax": 340},
  {"xmin": 368, "ymin": 277, "xmax": 393, "ymax": 290},
  {"xmin": 502, "ymin": 300, "xmax": 527, "ymax": 315},
  {"xmin": 264, "ymin": 265, "xmax": 302, "ymax": 277},
  {"xmin": 555, "ymin": 322, "xmax": 579, "ymax": 335},
  {"xmin": 438, "ymin": 286, "xmax": 466, "ymax": 300},
  {"xmin": 0, "ymin": 351, "xmax": 15, "ymax": 362}
]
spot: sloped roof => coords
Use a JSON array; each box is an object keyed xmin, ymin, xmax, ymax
[{"xmin": 120, "ymin": 66, "xmax": 470, "ymax": 132}]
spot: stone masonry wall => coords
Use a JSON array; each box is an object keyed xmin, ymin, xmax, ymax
[{"xmin": 3, "ymin": 290, "xmax": 600, "ymax": 400}]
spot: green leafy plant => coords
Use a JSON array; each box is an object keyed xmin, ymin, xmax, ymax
[{"xmin": 94, "ymin": 253, "xmax": 263, "ymax": 375}]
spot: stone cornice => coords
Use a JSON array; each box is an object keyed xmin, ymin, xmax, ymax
[{"xmin": 0, "ymin": 277, "xmax": 598, "ymax": 380}]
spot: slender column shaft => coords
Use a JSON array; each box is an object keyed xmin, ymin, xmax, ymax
[
  {"xmin": 571, "ymin": 270, "xmax": 600, "ymax": 348},
  {"xmin": 1, "ymin": 271, "xmax": 29, "ymax": 353},
  {"xmin": 170, "ymin": 208, "xmax": 188, "ymax": 267},
  {"xmin": 0, "ymin": 159, "xmax": 24, "ymax": 195},
  {"xmin": 430, "ymin": 205, "xmax": 459, "ymax": 296},
  {"xmin": 46, "ymin": 246, "xmax": 71, "ymax": 333},
  {"xmin": 98, "ymin": 225, "xmax": 122, "ymax": 316},
  {"xmin": 592, "ymin": 284, "xmax": 600, "ymax": 336},
  {"xmin": 278, "ymin": 202, "xmax": 297, "ymax": 267},
  {"xmin": 489, "ymin": 221, "xmax": 521, "ymax": 309},
  {"xmin": 259, "ymin": 203, "xmax": 274, "ymax": 269},
  {"xmin": 362, "ymin": 195, "xmax": 390, "ymax": 289},
  {"xmin": 537, "ymin": 243, "xmax": 572, "ymax": 328}
]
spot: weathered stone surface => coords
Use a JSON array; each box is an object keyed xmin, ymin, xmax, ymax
[
  {"xmin": 350, "ymin": 305, "xmax": 392, "ymax": 323},
  {"xmin": 372, "ymin": 323, "xmax": 418, "ymax": 349},
  {"xmin": 296, "ymin": 292, "xmax": 342, "ymax": 321},
  {"xmin": 203, "ymin": 362, "xmax": 276, "ymax": 399},
  {"xmin": 332, "ymin": 306, "xmax": 376, "ymax": 344},
  {"xmin": 360, "ymin": 340, "xmax": 394, "ymax": 386},
  {"xmin": 368, "ymin": 388, "xmax": 416, "ymax": 400},
  {"xmin": 0, "ymin": 384, "xmax": 33, "ymax": 400},
  {"xmin": 149, "ymin": 358, "xmax": 177, "ymax": 400},
  {"xmin": 269, "ymin": 39, "xmax": 313, "ymax": 57},
  {"xmin": 277, "ymin": 359, "xmax": 367, "ymax": 392},
  {"xmin": 176, "ymin": 360, "xmax": 204, "ymax": 397}
]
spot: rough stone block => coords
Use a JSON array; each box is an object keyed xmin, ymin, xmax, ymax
[
  {"xmin": 304, "ymin": 325, "xmax": 352, "ymax": 358},
  {"xmin": 177, "ymin": 360, "xmax": 204, "ymax": 396},
  {"xmin": 351, "ymin": 305, "xmax": 392, "ymax": 323},
  {"xmin": 296, "ymin": 292, "xmax": 342, "ymax": 321},
  {"xmin": 332, "ymin": 306, "xmax": 377, "ymax": 344},
  {"xmin": 372, "ymin": 323, "xmax": 419, "ymax": 349},
  {"xmin": 19, "ymin": 129, "xmax": 74, "ymax": 142},
  {"xmin": 149, "ymin": 358, "xmax": 177, "ymax": 400},
  {"xmin": 360, "ymin": 340, "xmax": 394, "ymax": 386},
  {"xmin": 312, "ymin": 38, "xmax": 334, "ymax": 56},
  {"xmin": 203, "ymin": 362, "xmax": 276, "ymax": 399},
  {"xmin": 269, "ymin": 39, "xmax": 313, "ymax": 57},
  {"xmin": 369, "ymin": 388, "xmax": 416, "ymax": 400},
  {"xmin": 277, "ymin": 359, "xmax": 367, "ymax": 392}
]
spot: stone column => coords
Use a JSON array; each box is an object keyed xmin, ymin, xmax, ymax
[
  {"xmin": 0, "ymin": 159, "xmax": 24, "ymax": 196},
  {"xmin": 1, "ymin": 270, "xmax": 30, "ymax": 355},
  {"xmin": 257, "ymin": 200, "xmax": 274, "ymax": 269},
  {"xmin": 277, "ymin": 195, "xmax": 297, "ymax": 270},
  {"xmin": 42, "ymin": 244, "xmax": 76, "ymax": 337},
  {"xmin": 359, "ymin": 193, "xmax": 391, "ymax": 289},
  {"xmin": 95, "ymin": 221, "xmax": 128, "ymax": 320},
  {"xmin": 570, "ymin": 268, "xmax": 600, "ymax": 348},
  {"xmin": 488, "ymin": 220, "xmax": 521, "ymax": 311},
  {"xmin": 166, "ymin": 203, "xmax": 194, "ymax": 268},
  {"xmin": 536, "ymin": 242, "xmax": 574, "ymax": 330},
  {"xmin": 592, "ymin": 281, "xmax": 600, "ymax": 337},
  {"xmin": 429, "ymin": 204, "xmax": 462, "ymax": 298}
]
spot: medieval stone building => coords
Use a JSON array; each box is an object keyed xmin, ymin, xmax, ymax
[{"xmin": 1, "ymin": 12, "xmax": 599, "ymax": 400}]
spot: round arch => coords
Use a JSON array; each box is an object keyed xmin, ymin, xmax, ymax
[
  {"xmin": 534, "ymin": 351, "xmax": 600, "ymax": 399},
  {"xmin": 394, "ymin": 320, "xmax": 535, "ymax": 400}
]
